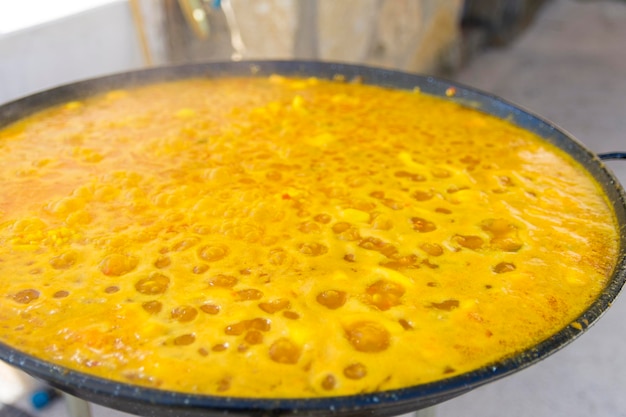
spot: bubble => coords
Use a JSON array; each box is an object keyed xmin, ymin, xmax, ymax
[
  {"xmin": 454, "ymin": 235, "xmax": 484, "ymax": 250},
  {"xmin": 398, "ymin": 319, "xmax": 413, "ymax": 330},
  {"xmin": 172, "ymin": 237, "xmax": 200, "ymax": 252},
  {"xmin": 225, "ymin": 321, "xmax": 248, "ymax": 336},
  {"xmin": 380, "ymin": 254, "xmax": 418, "ymax": 270},
  {"xmin": 212, "ymin": 343, "xmax": 228, "ymax": 352},
  {"xmin": 334, "ymin": 224, "xmax": 360, "ymax": 241},
  {"xmin": 245, "ymin": 330, "xmax": 264, "ymax": 345},
  {"xmin": 225, "ymin": 222, "xmax": 263, "ymax": 243},
  {"xmin": 321, "ymin": 374, "xmax": 336, "ymax": 390},
  {"xmin": 422, "ymin": 259, "xmax": 439, "ymax": 269},
  {"xmin": 320, "ymin": 187, "xmax": 348, "ymax": 198},
  {"xmin": 419, "ymin": 243, "xmax": 444, "ymax": 257},
  {"xmin": 235, "ymin": 289, "xmax": 264, "ymax": 301},
  {"xmin": 268, "ymin": 248, "xmax": 289, "ymax": 266},
  {"xmin": 135, "ymin": 273, "xmax": 170, "ymax": 295},
  {"xmin": 366, "ymin": 280, "xmax": 405, "ymax": 311},
  {"xmin": 200, "ymin": 303, "xmax": 221, "ymax": 315},
  {"xmin": 193, "ymin": 224, "xmax": 211, "ymax": 235},
  {"xmin": 48, "ymin": 196, "xmax": 85, "ymax": 217},
  {"xmin": 193, "ymin": 264, "xmax": 210, "ymax": 274},
  {"xmin": 358, "ymin": 237, "xmax": 398, "ymax": 258},
  {"xmin": 412, "ymin": 190, "xmax": 434, "ymax": 201},
  {"xmin": 444, "ymin": 366, "xmax": 456, "ymax": 374},
  {"xmin": 460, "ymin": 155, "xmax": 481, "ymax": 165},
  {"xmin": 259, "ymin": 298, "xmax": 290, "ymax": 314},
  {"xmin": 446, "ymin": 185, "xmax": 470, "ymax": 194},
  {"xmin": 480, "ymin": 219, "xmax": 523, "ymax": 251},
  {"xmin": 316, "ymin": 290, "xmax": 347, "ymax": 309},
  {"xmin": 142, "ymin": 300, "xmax": 162, "ymax": 315},
  {"xmin": 249, "ymin": 317, "xmax": 271, "ymax": 331},
  {"xmin": 343, "ymin": 254, "xmax": 356, "ymax": 262},
  {"xmin": 492, "ymin": 237, "xmax": 523, "ymax": 252},
  {"xmin": 481, "ymin": 218, "xmax": 516, "ymax": 235},
  {"xmin": 332, "ymin": 222, "xmax": 351, "ymax": 233},
  {"xmin": 410, "ymin": 217, "xmax": 436, "ymax": 233},
  {"xmin": 298, "ymin": 221, "xmax": 321, "ymax": 233},
  {"xmin": 313, "ymin": 213, "xmax": 332, "ymax": 224},
  {"xmin": 154, "ymin": 256, "xmax": 171, "ymax": 269},
  {"xmin": 298, "ymin": 242, "xmax": 328, "ymax": 256},
  {"xmin": 198, "ymin": 244, "xmax": 229, "ymax": 262},
  {"xmin": 296, "ymin": 209, "xmax": 310, "ymax": 218},
  {"xmin": 493, "ymin": 262, "xmax": 516, "ymax": 274},
  {"xmin": 93, "ymin": 184, "xmax": 121, "ymax": 203},
  {"xmin": 283, "ymin": 311, "xmax": 300, "ymax": 320},
  {"xmin": 497, "ymin": 176, "xmax": 514, "ymax": 187},
  {"xmin": 370, "ymin": 213, "xmax": 393, "ymax": 231},
  {"xmin": 225, "ymin": 318, "xmax": 270, "ymax": 336},
  {"xmin": 11, "ymin": 217, "xmax": 47, "ymax": 234},
  {"xmin": 99, "ymin": 254, "xmax": 138, "ymax": 276},
  {"xmin": 208, "ymin": 274, "xmax": 238, "ymax": 288},
  {"xmin": 266, "ymin": 171, "xmax": 282, "ymax": 181},
  {"xmin": 381, "ymin": 199, "xmax": 403, "ymax": 210},
  {"xmin": 394, "ymin": 171, "xmax": 425, "ymax": 182},
  {"xmin": 429, "ymin": 299, "xmax": 459, "ymax": 311},
  {"xmin": 217, "ymin": 378, "xmax": 231, "ymax": 392},
  {"xmin": 269, "ymin": 338, "xmax": 301, "ymax": 364},
  {"xmin": 49, "ymin": 252, "xmax": 78, "ymax": 270},
  {"xmin": 12, "ymin": 289, "xmax": 40, "ymax": 304},
  {"xmin": 66, "ymin": 211, "xmax": 92, "ymax": 226},
  {"xmin": 173, "ymin": 333, "xmax": 196, "ymax": 346},
  {"xmin": 431, "ymin": 168, "xmax": 451, "ymax": 178},
  {"xmin": 171, "ymin": 305, "xmax": 198, "ymax": 322},
  {"xmin": 345, "ymin": 175, "xmax": 368, "ymax": 188},
  {"xmin": 53, "ymin": 290, "xmax": 69, "ymax": 298},
  {"xmin": 104, "ymin": 286, "xmax": 119, "ymax": 294},
  {"xmin": 345, "ymin": 321, "xmax": 390, "ymax": 352},
  {"xmin": 343, "ymin": 363, "xmax": 367, "ymax": 379}
]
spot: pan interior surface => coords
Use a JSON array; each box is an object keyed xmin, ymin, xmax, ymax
[{"xmin": 0, "ymin": 61, "xmax": 624, "ymax": 416}]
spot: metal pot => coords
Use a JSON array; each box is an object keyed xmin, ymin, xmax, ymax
[{"xmin": 0, "ymin": 61, "xmax": 625, "ymax": 417}]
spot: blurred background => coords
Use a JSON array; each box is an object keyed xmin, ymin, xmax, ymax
[
  {"xmin": 1, "ymin": 0, "xmax": 625, "ymax": 416},
  {"xmin": 0, "ymin": 0, "xmax": 546, "ymax": 104}
]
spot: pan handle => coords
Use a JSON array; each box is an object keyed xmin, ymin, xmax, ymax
[{"xmin": 599, "ymin": 152, "xmax": 626, "ymax": 161}]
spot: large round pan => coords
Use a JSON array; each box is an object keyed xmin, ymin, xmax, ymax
[{"xmin": 1, "ymin": 61, "xmax": 625, "ymax": 417}]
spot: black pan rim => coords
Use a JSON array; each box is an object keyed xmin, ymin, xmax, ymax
[{"xmin": 1, "ymin": 59, "xmax": 625, "ymax": 416}]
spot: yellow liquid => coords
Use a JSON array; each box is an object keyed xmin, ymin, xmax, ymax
[{"xmin": 0, "ymin": 76, "xmax": 619, "ymax": 397}]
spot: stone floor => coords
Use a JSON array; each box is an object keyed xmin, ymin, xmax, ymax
[{"xmin": 3, "ymin": 0, "xmax": 626, "ymax": 416}]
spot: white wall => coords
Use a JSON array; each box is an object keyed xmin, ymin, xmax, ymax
[{"xmin": 0, "ymin": 0, "xmax": 148, "ymax": 103}]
